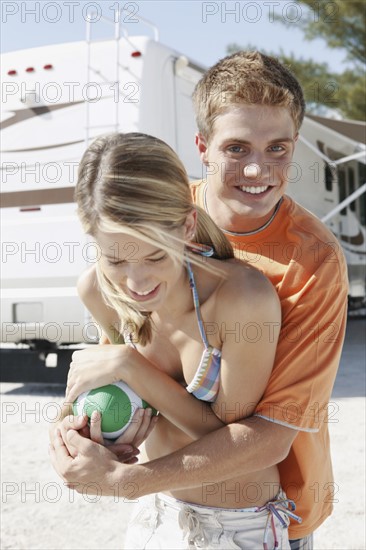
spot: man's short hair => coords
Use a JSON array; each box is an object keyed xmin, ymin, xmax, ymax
[{"xmin": 193, "ymin": 51, "xmax": 306, "ymax": 139}]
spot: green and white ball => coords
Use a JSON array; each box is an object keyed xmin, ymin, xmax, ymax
[{"xmin": 73, "ymin": 381, "xmax": 155, "ymax": 439}]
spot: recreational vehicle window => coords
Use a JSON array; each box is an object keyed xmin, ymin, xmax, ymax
[
  {"xmin": 325, "ymin": 163, "xmax": 334, "ymax": 192},
  {"xmin": 358, "ymin": 163, "xmax": 366, "ymax": 226},
  {"xmin": 315, "ymin": 140, "xmax": 336, "ymax": 192},
  {"xmin": 338, "ymin": 168, "xmax": 347, "ymax": 216},
  {"xmin": 348, "ymin": 167, "xmax": 356, "ymax": 212}
]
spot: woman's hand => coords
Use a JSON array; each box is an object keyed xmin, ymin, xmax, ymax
[
  {"xmin": 89, "ymin": 407, "xmax": 159, "ymax": 463},
  {"xmin": 65, "ymin": 344, "xmax": 132, "ymax": 404}
]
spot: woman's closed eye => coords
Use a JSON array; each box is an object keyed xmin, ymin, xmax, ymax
[
  {"xmin": 147, "ymin": 254, "xmax": 168, "ymax": 264},
  {"xmin": 107, "ymin": 259, "xmax": 125, "ymax": 267}
]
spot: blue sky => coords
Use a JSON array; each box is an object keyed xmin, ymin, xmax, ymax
[{"xmin": 1, "ymin": 0, "xmax": 351, "ymax": 73}]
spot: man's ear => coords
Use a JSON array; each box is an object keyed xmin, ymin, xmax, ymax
[
  {"xmin": 294, "ymin": 132, "xmax": 299, "ymax": 143},
  {"xmin": 195, "ymin": 133, "xmax": 209, "ymax": 165}
]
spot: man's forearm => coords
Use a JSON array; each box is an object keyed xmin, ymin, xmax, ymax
[{"xmin": 115, "ymin": 417, "xmax": 297, "ymax": 498}]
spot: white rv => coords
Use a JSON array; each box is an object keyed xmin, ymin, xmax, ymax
[
  {"xmin": 289, "ymin": 114, "xmax": 366, "ymax": 309},
  {"xmin": 1, "ymin": 14, "xmax": 365, "ymax": 358},
  {"xmin": 1, "ymin": 16, "xmax": 205, "ymax": 353}
]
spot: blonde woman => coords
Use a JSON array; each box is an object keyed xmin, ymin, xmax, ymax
[{"xmin": 51, "ymin": 132, "xmax": 300, "ymax": 549}]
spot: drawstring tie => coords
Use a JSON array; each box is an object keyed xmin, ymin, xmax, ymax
[
  {"xmin": 173, "ymin": 494, "xmax": 301, "ymax": 550},
  {"xmin": 256, "ymin": 497, "xmax": 302, "ymax": 550},
  {"xmin": 178, "ymin": 507, "xmax": 207, "ymax": 548}
]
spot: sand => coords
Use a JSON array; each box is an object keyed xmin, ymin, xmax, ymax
[{"xmin": 1, "ymin": 319, "xmax": 365, "ymax": 550}]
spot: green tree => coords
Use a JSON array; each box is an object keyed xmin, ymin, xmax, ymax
[
  {"xmin": 285, "ymin": 0, "xmax": 365, "ymax": 64},
  {"xmin": 227, "ymin": 0, "xmax": 365, "ymax": 120}
]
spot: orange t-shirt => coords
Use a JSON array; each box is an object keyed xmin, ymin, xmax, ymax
[{"xmin": 191, "ymin": 180, "xmax": 348, "ymax": 538}]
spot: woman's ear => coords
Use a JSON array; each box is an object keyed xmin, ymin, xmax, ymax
[
  {"xmin": 184, "ymin": 209, "xmax": 198, "ymax": 241},
  {"xmin": 195, "ymin": 133, "xmax": 209, "ymax": 165}
]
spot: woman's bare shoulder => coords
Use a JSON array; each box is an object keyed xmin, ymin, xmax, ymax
[
  {"xmin": 77, "ymin": 265, "xmax": 99, "ymax": 303},
  {"xmin": 77, "ymin": 265, "xmax": 122, "ymax": 342},
  {"xmin": 215, "ymin": 259, "xmax": 280, "ymax": 322}
]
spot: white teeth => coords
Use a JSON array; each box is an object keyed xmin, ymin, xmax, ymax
[
  {"xmin": 133, "ymin": 286, "xmax": 157, "ymax": 296},
  {"xmin": 240, "ymin": 185, "xmax": 269, "ymax": 194}
]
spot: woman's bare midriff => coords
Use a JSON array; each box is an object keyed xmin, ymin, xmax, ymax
[{"xmin": 141, "ymin": 415, "xmax": 280, "ymax": 509}]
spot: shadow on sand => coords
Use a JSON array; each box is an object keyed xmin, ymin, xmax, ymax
[
  {"xmin": 331, "ymin": 318, "xmax": 365, "ymax": 399},
  {"xmin": 1, "ymin": 320, "xmax": 364, "ymax": 399}
]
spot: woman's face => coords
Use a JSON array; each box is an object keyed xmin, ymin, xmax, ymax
[{"xmin": 95, "ymin": 228, "xmax": 187, "ymax": 311}]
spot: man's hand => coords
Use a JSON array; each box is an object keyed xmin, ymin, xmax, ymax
[{"xmin": 49, "ymin": 423, "xmax": 140, "ymax": 498}]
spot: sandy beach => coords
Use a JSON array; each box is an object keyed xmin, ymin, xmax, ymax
[{"xmin": 1, "ymin": 318, "xmax": 365, "ymax": 550}]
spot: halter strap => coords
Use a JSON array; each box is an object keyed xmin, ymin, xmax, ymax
[{"xmin": 185, "ymin": 259, "xmax": 210, "ymax": 349}]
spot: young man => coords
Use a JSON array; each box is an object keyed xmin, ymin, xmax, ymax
[{"xmin": 51, "ymin": 52, "xmax": 348, "ymax": 549}]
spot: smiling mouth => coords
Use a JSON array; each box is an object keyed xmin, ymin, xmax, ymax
[
  {"xmin": 135, "ymin": 287, "xmax": 157, "ymax": 296},
  {"xmin": 239, "ymin": 185, "xmax": 270, "ymax": 194},
  {"xmin": 128, "ymin": 284, "xmax": 160, "ymax": 301}
]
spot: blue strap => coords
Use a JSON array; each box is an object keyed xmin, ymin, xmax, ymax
[{"xmin": 186, "ymin": 259, "xmax": 210, "ymax": 348}]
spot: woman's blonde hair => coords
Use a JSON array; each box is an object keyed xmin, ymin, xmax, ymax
[
  {"xmin": 193, "ymin": 51, "xmax": 306, "ymax": 140},
  {"xmin": 75, "ymin": 132, "xmax": 233, "ymax": 345}
]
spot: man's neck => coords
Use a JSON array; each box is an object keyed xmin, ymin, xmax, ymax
[{"xmin": 203, "ymin": 184, "xmax": 282, "ymax": 235}]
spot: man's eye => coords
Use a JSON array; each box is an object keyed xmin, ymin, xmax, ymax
[
  {"xmin": 269, "ymin": 145, "xmax": 284, "ymax": 152},
  {"xmin": 227, "ymin": 145, "xmax": 243, "ymax": 154}
]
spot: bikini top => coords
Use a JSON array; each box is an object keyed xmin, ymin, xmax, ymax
[
  {"xmin": 185, "ymin": 260, "xmax": 222, "ymax": 403},
  {"xmin": 124, "ymin": 259, "xmax": 222, "ymax": 403}
]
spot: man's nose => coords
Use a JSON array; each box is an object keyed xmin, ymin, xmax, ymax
[{"xmin": 243, "ymin": 163, "xmax": 261, "ymax": 179}]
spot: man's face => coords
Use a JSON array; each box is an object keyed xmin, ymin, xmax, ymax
[{"xmin": 197, "ymin": 104, "xmax": 298, "ymax": 233}]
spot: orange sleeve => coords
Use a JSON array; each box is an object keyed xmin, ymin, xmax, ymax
[{"xmin": 254, "ymin": 258, "xmax": 348, "ymax": 432}]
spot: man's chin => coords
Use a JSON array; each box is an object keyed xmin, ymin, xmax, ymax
[{"xmin": 227, "ymin": 202, "xmax": 280, "ymax": 232}]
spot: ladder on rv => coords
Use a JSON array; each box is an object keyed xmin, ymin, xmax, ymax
[
  {"xmin": 298, "ymin": 135, "xmax": 366, "ymax": 223},
  {"xmin": 84, "ymin": 6, "xmax": 159, "ymax": 146}
]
